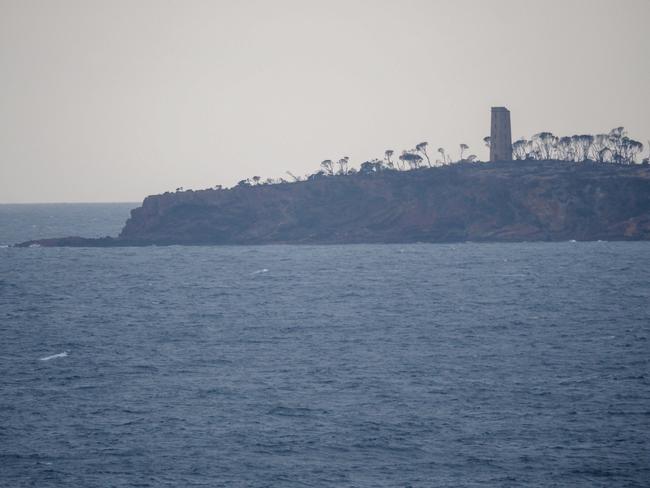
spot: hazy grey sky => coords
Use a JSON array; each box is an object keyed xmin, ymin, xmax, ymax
[{"xmin": 1, "ymin": 0, "xmax": 649, "ymax": 203}]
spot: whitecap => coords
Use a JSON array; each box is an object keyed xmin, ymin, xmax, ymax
[
  {"xmin": 251, "ymin": 268, "xmax": 269, "ymax": 275},
  {"xmin": 39, "ymin": 351, "xmax": 68, "ymax": 361}
]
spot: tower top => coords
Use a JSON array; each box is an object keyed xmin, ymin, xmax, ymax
[{"xmin": 491, "ymin": 106, "xmax": 510, "ymax": 112}]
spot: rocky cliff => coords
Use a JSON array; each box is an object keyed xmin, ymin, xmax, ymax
[{"xmin": 17, "ymin": 160, "xmax": 650, "ymax": 246}]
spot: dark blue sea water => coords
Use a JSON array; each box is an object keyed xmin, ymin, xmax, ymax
[{"xmin": 1, "ymin": 204, "xmax": 649, "ymax": 487}]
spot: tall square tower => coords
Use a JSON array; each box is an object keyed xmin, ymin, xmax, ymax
[{"xmin": 490, "ymin": 107, "xmax": 512, "ymax": 162}]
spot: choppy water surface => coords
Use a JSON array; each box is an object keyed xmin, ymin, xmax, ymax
[{"xmin": 1, "ymin": 204, "xmax": 649, "ymax": 487}]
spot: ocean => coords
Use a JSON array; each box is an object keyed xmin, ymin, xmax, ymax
[{"xmin": 1, "ymin": 203, "xmax": 649, "ymax": 487}]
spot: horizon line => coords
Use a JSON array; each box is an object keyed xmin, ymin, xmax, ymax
[{"xmin": 0, "ymin": 201, "xmax": 140, "ymax": 205}]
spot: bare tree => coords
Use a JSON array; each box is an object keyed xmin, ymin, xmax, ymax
[
  {"xmin": 459, "ymin": 143, "xmax": 469, "ymax": 161},
  {"xmin": 607, "ymin": 127, "xmax": 627, "ymax": 164},
  {"xmin": 399, "ymin": 151, "xmax": 423, "ymax": 170},
  {"xmin": 557, "ymin": 136, "xmax": 572, "ymax": 161},
  {"xmin": 600, "ymin": 147, "xmax": 614, "ymax": 163},
  {"xmin": 512, "ymin": 139, "xmax": 527, "ymax": 160},
  {"xmin": 576, "ymin": 135, "xmax": 593, "ymax": 162},
  {"xmin": 508, "ymin": 128, "xmax": 643, "ymax": 164},
  {"xmin": 384, "ymin": 150, "xmax": 395, "ymax": 169},
  {"xmin": 320, "ymin": 159, "xmax": 334, "ymax": 176},
  {"xmin": 619, "ymin": 137, "xmax": 644, "ymax": 164},
  {"xmin": 337, "ymin": 156, "xmax": 350, "ymax": 175},
  {"xmin": 532, "ymin": 132, "xmax": 557, "ymax": 160},
  {"xmin": 415, "ymin": 142, "xmax": 432, "ymax": 167},
  {"xmin": 589, "ymin": 134, "xmax": 608, "ymax": 162},
  {"xmin": 437, "ymin": 147, "xmax": 448, "ymax": 165}
]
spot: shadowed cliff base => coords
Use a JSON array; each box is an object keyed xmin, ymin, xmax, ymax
[{"xmin": 16, "ymin": 160, "xmax": 650, "ymax": 247}]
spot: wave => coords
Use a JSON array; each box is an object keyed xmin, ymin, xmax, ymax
[{"xmin": 39, "ymin": 351, "xmax": 68, "ymax": 361}]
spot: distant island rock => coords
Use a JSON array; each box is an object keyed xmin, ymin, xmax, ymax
[{"xmin": 16, "ymin": 160, "xmax": 650, "ymax": 247}]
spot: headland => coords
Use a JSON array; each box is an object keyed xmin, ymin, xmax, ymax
[{"xmin": 16, "ymin": 160, "xmax": 650, "ymax": 247}]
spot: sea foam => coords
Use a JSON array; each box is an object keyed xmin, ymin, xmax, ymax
[{"xmin": 39, "ymin": 352, "xmax": 68, "ymax": 361}]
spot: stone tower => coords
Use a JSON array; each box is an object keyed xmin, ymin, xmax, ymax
[{"xmin": 490, "ymin": 107, "xmax": 512, "ymax": 162}]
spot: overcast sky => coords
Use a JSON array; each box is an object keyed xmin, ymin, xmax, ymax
[{"xmin": 1, "ymin": 0, "xmax": 649, "ymax": 203}]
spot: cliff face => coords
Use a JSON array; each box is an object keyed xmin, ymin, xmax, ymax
[
  {"xmin": 17, "ymin": 161, "xmax": 650, "ymax": 246},
  {"xmin": 117, "ymin": 160, "xmax": 650, "ymax": 244}
]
